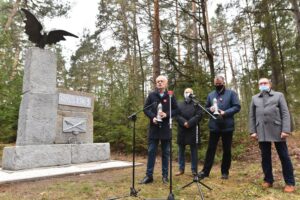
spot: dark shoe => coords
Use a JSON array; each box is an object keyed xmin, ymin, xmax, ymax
[
  {"xmin": 192, "ymin": 170, "xmax": 197, "ymax": 176},
  {"xmin": 198, "ymin": 171, "xmax": 208, "ymax": 180},
  {"xmin": 162, "ymin": 176, "xmax": 169, "ymax": 184},
  {"xmin": 221, "ymin": 173, "xmax": 229, "ymax": 179},
  {"xmin": 139, "ymin": 176, "xmax": 153, "ymax": 184},
  {"xmin": 175, "ymin": 170, "xmax": 184, "ymax": 176}
]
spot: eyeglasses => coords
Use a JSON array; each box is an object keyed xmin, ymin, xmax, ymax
[
  {"xmin": 156, "ymin": 80, "xmax": 164, "ymax": 83},
  {"xmin": 259, "ymin": 82, "xmax": 269, "ymax": 85}
]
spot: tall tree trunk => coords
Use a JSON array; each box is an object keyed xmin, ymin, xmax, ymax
[
  {"xmin": 175, "ymin": 0, "xmax": 181, "ymax": 62},
  {"xmin": 120, "ymin": 1, "xmax": 133, "ymax": 95},
  {"xmin": 245, "ymin": 0, "xmax": 260, "ymax": 83},
  {"xmin": 153, "ymin": 0, "xmax": 160, "ymax": 83},
  {"xmin": 192, "ymin": 1, "xmax": 199, "ymax": 70},
  {"xmin": 272, "ymin": 10, "xmax": 288, "ymax": 96},
  {"xmin": 261, "ymin": 0, "xmax": 282, "ymax": 91},
  {"xmin": 220, "ymin": 41, "xmax": 228, "ymax": 84},
  {"xmin": 200, "ymin": 0, "xmax": 214, "ymax": 85},
  {"xmin": 4, "ymin": 0, "xmax": 20, "ymax": 31},
  {"xmin": 289, "ymin": 0, "xmax": 300, "ymax": 49},
  {"xmin": 243, "ymin": 38, "xmax": 253, "ymax": 95},
  {"xmin": 272, "ymin": 8, "xmax": 294, "ymax": 129},
  {"xmin": 222, "ymin": 31, "xmax": 238, "ymax": 93},
  {"xmin": 133, "ymin": 0, "xmax": 145, "ymax": 101}
]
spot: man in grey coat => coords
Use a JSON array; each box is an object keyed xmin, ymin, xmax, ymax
[{"xmin": 249, "ymin": 78, "xmax": 295, "ymax": 193}]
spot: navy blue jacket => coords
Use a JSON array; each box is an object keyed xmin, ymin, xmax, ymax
[
  {"xmin": 206, "ymin": 88, "xmax": 241, "ymax": 133},
  {"xmin": 144, "ymin": 90, "xmax": 178, "ymax": 140}
]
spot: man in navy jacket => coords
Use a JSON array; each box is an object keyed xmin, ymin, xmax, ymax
[
  {"xmin": 199, "ymin": 75, "xmax": 241, "ymax": 180},
  {"xmin": 139, "ymin": 75, "xmax": 178, "ymax": 184}
]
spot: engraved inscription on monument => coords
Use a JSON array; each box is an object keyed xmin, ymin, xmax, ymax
[
  {"xmin": 59, "ymin": 93, "xmax": 92, "ymax": 108},
  {"xmin": 63, "ymin": 117, "xmax": 87, "ymax": 133}
]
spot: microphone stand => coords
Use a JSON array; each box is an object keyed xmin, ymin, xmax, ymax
[
  {"xmin": 189, "ymin": 95, "xmax": 217, "ymax": 120},
  {"xmin": 178, "ymin": 97, "xmax": 213, "ymax": 200},
  {"xmin": 107, "ymin": 102, "xmax": 157, "ymax": 200},
  {"xmin": 179, "ymin": 125, "xmax": 212, "ymax": 200},
  {"xmin": 167, "ymin": 92, "xmax": 175, "ymax": 200}
]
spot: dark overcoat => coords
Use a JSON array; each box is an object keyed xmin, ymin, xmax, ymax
[
  {"xmin": 206, "ymin": 88, "xmax": 241, "ymax": 133},
  {"xmin": 249, "ymin": 90, "xmax": 291, "ymax": 142},
  {"xmin": 144, "ymin": 90, "xmax": 178, "ymax": 140},
  {"xmin": 176, "ymin": 100, "xmax": 202, "ymax": 145}
]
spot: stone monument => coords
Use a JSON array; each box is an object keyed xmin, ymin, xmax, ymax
[{"xmin": 2, "ymin": 48, "xmax": 110, "ymax": 170}]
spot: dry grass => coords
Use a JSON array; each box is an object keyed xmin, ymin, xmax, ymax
[
  {"xmin": 0, "ymin": 154, "xmax": 299, "ymax": 199},
  {"xmin": 0, "ymin": 134, "xmax": 299, "ymax": 200}
]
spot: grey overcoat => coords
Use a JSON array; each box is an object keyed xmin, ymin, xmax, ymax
[{"xmin": 249, "ymin": 90, "xmax": 291, "ymax": 142}]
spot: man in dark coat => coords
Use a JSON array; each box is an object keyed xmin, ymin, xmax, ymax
[
  {"xmin": 175, "ymin": 88, "xmax": 202, "ymax": 176},
  {"xmin": 139, "ymin": 75, "xmax": 178, "ymax": 184},
  {"xmin": 249, "ymin": 78, "xmax": 295, "ymax": 193},
  {"xmin": 199, "ymin": 75, "xmax": 241, "ymax": 180}
]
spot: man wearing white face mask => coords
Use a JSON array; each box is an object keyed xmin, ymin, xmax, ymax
[
  {"xmin": 175, "ymin": 88, "xmax": 202, "ymax": 176},
  {"xmin": 249, "ymin": 78, "xmax": 295, "ymax": 193}
]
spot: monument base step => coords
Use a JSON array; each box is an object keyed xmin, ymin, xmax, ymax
[
  {"xmin": 0, "ymin": 160, "xmax": 142, "ymax": 184},
  {"xmin": 2, "ymin": 143, "xmax": 110, "ymax": 170}
]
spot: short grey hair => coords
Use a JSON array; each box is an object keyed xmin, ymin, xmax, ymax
[
  {"xmin": 259, "ymin": 77, "xmax": 271, "ymax": 84},
  {"xmin": 214, "ymin": 75, "xmax": 225, "ymax": 83},
  {"xmin": 156, "ymin": 75, "xmax": 168, "ymax": 82}
]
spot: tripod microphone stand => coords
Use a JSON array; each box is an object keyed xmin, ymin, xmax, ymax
[
  {"xmin": 107, "ymin": 102, "xmax": 157, "ymax": 200},
  {"xmin": 179, "ymin": 97, "xmax": 214, "ymax": 200},
  {"xmin": 167, "ymin": 90, "xmax": 175, "ymax": 200}
]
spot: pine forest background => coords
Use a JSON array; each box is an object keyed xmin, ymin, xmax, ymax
[{"xmin": 1, "ymin": 0, "xmax": 300, "ymax": 157}]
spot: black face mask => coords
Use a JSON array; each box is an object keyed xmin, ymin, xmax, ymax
[{"xmin": 215, "ymin": 85, "xmax": 224, "ymax": 92}]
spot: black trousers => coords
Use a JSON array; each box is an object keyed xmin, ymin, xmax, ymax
[
  {"xmin": 259, "ymin": 142, "xmax": 295, "ymax": 185},
  {"xmin": 202, "ymin": 131, "xmax": 233, "ymax": 176}
]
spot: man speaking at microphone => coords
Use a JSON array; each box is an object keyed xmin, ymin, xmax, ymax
[{"xmin": 139, "ymin": 75, "xmax": 178, "ymax": 184}]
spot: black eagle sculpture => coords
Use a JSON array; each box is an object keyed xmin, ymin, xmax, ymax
[{"xmin": 21, "ymin": 8, "xmax": 78, "ymax": 49}]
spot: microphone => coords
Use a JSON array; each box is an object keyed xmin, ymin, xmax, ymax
[
  {"xmin": 168, "ymin": 90, "xmax": 174, "ymax": 97},
  {"xmin": 189, "ymin": 94, "xmax": 196, "ymax": 98}
]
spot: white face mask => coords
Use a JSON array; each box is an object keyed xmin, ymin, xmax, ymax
[{"xmin": 184, "ymin": 92, "xmax": 191, "ymax": 99}]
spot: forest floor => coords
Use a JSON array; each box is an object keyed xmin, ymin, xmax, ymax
[{"xmin": 0, "ymin": 133, "xmax": 299, "ymax": 200}]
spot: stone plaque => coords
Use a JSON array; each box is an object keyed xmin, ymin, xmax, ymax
[
  {"xmin": 63, "ymin": 117, "xmax": 87, "ymax": 133},
  {"xmin": 59, "ymin": 93, "xmax": 92, "ymax": 108}
]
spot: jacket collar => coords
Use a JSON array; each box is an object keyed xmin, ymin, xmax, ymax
[
  {"xmin": 258, "ymin": 89, "xmax": 274, "ymax": 97},
  {"xmin": 184, "ymin": 98, "xmax": 192, "ymax": 104},
  {"xmin": 215, "ymin": 87, "xmax": 226, "ymax": 95},
  {"xmin": 155, "ymin": 89, "xmax": 167, "ymax": 97}
]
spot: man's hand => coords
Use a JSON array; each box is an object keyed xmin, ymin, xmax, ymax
[
  {"xmin": 250, "ymin": 133, "xmax": 258, "ymax": 140},
  {"xmin": 184, "ymin": 122, "xmax": 189, "ymax": 128},
  {"xmin": 209, "ymin": 106, "xmax": 215, "ymax": 112},
  {"xmin": 281, "ymin": 132, "xmax": 289, "ymax": 139},
  {"xmin": 153, "ymin": 117, "xmax": 158, "ymax": 124},
  {"xmin": 219, "ymin": 109, "xmax": 225, "ymax": 116},
  {"xmin": 159, "ymin": 111, "xmax": 167, "ymax": 119}
]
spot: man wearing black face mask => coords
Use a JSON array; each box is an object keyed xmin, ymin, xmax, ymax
[{"xmin": 198, "ymin": 75, "xmax": 241, "ymax": 180}]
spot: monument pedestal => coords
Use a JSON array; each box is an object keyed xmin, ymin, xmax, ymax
[
  {"xmin": 1, "ymin": 48, "xmax": 111, "ymax": 171},
  {"xmin": 2, "ymin": 143, "xmax": 110, "ymax": 170}
]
